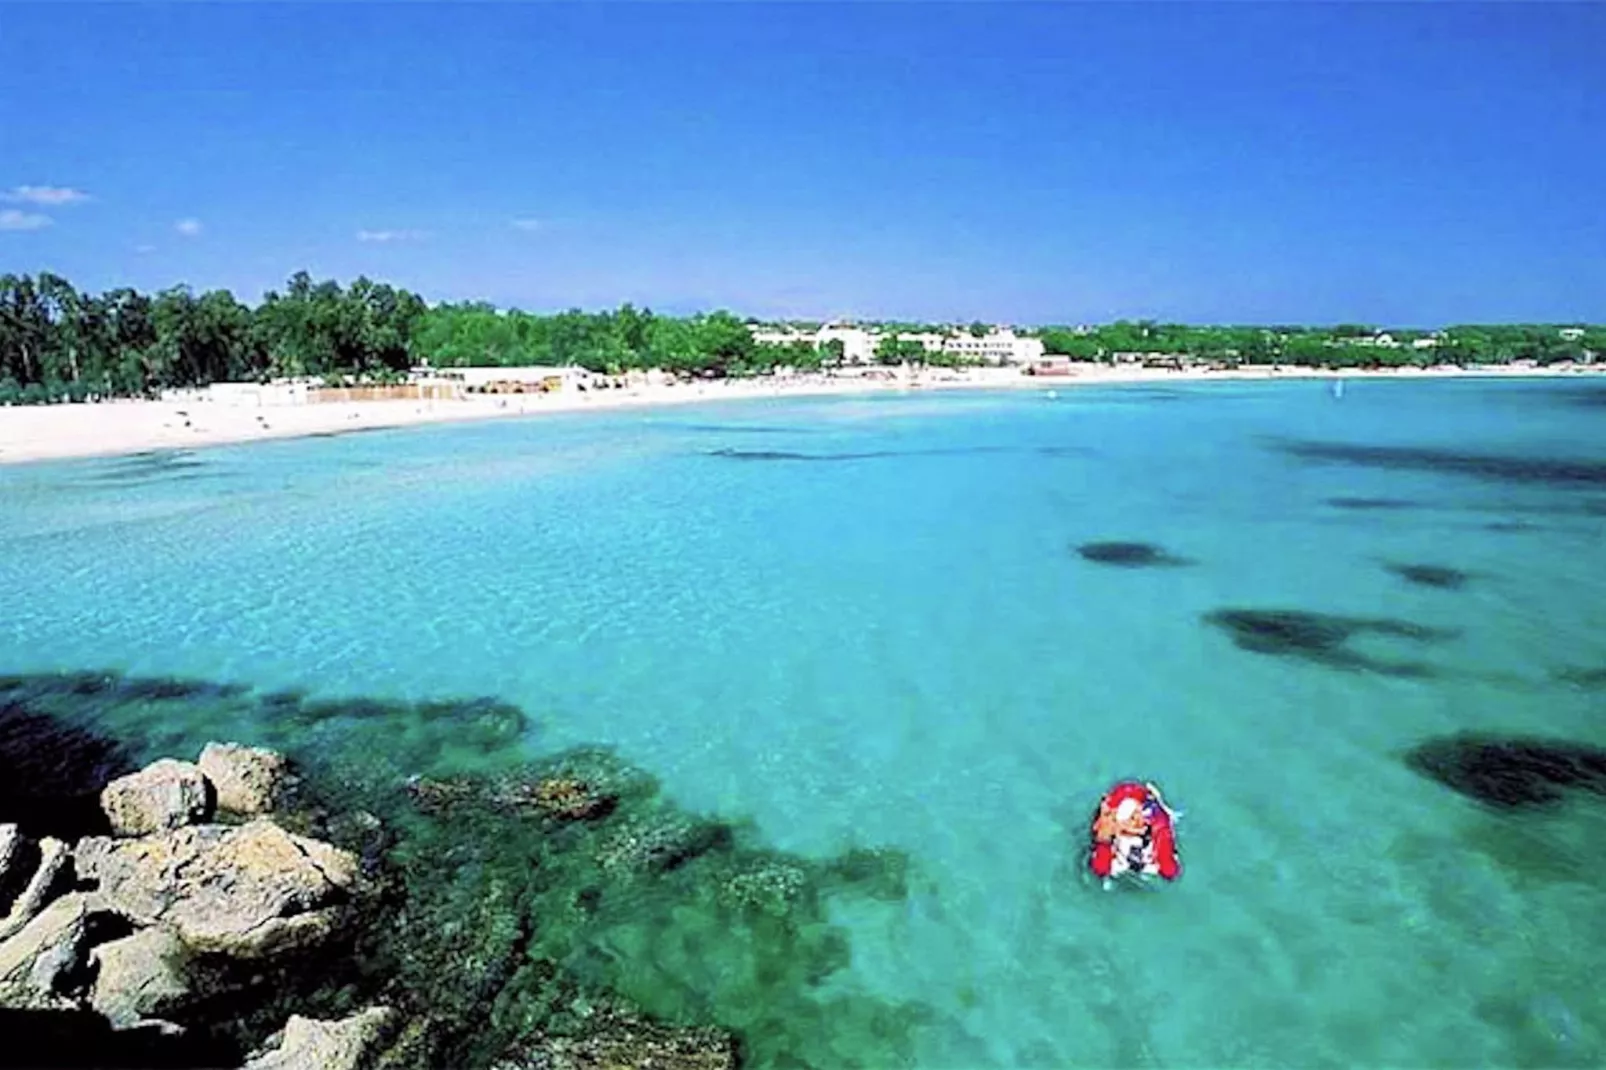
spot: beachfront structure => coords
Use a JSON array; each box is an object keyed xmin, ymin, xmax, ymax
[
  {"xmin": 749, "ymin": 323, "xmax": 1045, "ymax": 366},
  {"xmin": 414, "ymin": 365, "xmax": 593, "ymax": 393},
  {"xmin": 750, "ymin": 324, "xmax": 879, "ymax": 364},
  {"xmin": 930, "ymin": 328, "xmax": 1045, "ymax": 366}
]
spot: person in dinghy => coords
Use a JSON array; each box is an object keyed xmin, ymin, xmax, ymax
[{"xmin": 1088, "ymin": 781, "xmax": 1181, "ymax": 883}]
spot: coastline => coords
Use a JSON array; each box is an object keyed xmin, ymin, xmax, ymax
[{"xmin": 0, "ymin": 362, "xmax": 1599, "ymax": 468}]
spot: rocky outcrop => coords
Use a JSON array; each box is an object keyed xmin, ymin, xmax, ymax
[
  {"xmin": 0, "ymin": 893, "xmax": 90, "ymax": 1011},
  {"xmin": 0, "ymin": 823, "xmax": 25, "ymax": 908},
  {"xmin": 77, "ymin": 818, "xmax": 358, "ymax": 958},
  {"xmin": 0, "ymin": 726, "xmax": 768, "ymax": 1070},
  {"xmin": 88, "ymin": 924, "xmax": 194, "ymax": 1028},
  {"xmin": 1, "ymin": 740, "xmax": 373, "ymax": 1067},
  {"xmin": 243, "ymin": 1007, "xmax": 396, "ymax": 1070},
  {"xmin": 0, "ymin": 834, "xmax": 70, "ymax": 943},
  {"xmin": 101, "ymin": 758, "xmax": 213, "ymax": 836},
  {"xmin": 200, "ymin": 742, "xmax": 293, "ymax": 817}
]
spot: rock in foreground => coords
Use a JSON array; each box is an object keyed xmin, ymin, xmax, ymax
[
  {"xmin": 100, "ymin": 758, "xmax": 214, "ymax": 836},
  {"xmin": 89, "ymin": 924, "xmax": 195, "ymax": 1029},
  {"xmin": 77, "ymin": 817, "xmax": 358, "ymax": 958},
  {"xmin": 0, "ymin": 893, "xmax": 90, "ymax": 1011},
  {"xmin": 244, "ymin": 1007, "xmax": 397, "ymax": 1070},
  {"xmin": 200, "ymin": 741, "xmax": 294, "ymax": 816}
]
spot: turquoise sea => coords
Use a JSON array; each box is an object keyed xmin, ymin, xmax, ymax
[{"xmin": 3, "ymin": 377, "xmax": 1605, "ymax": 1067}]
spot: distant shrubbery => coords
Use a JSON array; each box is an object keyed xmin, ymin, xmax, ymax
[
  {"xmin": 0, "ymin": 379, "xmax": 98, "ymax": 405},
  {"xmin": 1, "ymin": 271, "xmax": 1600, "ymax": 404},
  {"xmin": 1034, "ymin": 321, "xmax": 1604, "ymax": 368}
]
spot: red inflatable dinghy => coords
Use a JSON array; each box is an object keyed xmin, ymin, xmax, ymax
[{"xmin": 1088, "ymin": 780, "xmax": 1181, "ymax": 882}]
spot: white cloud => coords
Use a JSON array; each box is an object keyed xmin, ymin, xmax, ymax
[
  {"xmin": 511, "ymin": 218, "xmax": 544, "ymax": 232},
  {"xmin": 1, "ymin": 185, "xmax": 90, "ymax": 206},
  {"xmin": 134, "ymin": 243, "xmax": 157, "ymax": 254},
  {"xmin": 0, "ymin": 209, "xmax": 52, "ymax": 231},
  {"xmin": 356, "ymin": 228, "xmax": 427, "ymax": 243},
  {"xmin": 175, "ymin": 218, "xmax": 203, "ymax": 237}
]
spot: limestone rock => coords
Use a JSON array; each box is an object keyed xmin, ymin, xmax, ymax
[
  {"xmin": 0, "ymin": 893, "xmax": 89, "ymax": 1010},
  {"xmin": 0, "ymin": 824, "xmax": 31, "ymax": 915},
  {"xmin": 243, "ymin": 1006, "xmax": 396, "ymax": 1070},
  {"xmin": 101, "ymin": 759, "xmax": 213, "ymax": 837},
  {"xmin": 198, "ymin": 742, "xmax": 291, "ymax": 816},
  {"xmin": 0, "ymin": 836, "xmax": 71, "ymax": 944},
  {"xmin": 76, "ymin": 819, "xmax": 357, "ymax": 958},
  {"xmin": 88, "ymin": 925, "xmax": 193, "ymax": 1028}
]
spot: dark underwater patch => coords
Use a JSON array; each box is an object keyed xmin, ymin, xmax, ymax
[
  {"xmin": 1552, "ymin": 666, "xmax": 1606, "ymax": 690},
  {"xmin": 1326, "ymin": 496, "xmax": 1420, "ymax": 511},
  {"xmin": 0, "ymin": 687, "xmax": 138, "ymax": 838},
  {"xmin": 704, "ymin": 443, "xmax": 1080, "ymax": 464},
  {"xmin": 87, "ymin": 450, "xmax": 210, "ymax": 485},
  {"xmin": 1271, "ymin": 438, "xmax": 1606, "ymax": 490},
  {"xmin": 707, "ymin": 447, "xmax": 891, "ymax": 462},
  {"xmin": 0, "ymin": 669, "xmax": 929, "ymax": 1069},
  {"xmin": 1384, "ymin": 562, "xmax": 1472, "ymax": 590},
  {"xmin": 1554, "ymin": 385, "xmax": 1606, "ymax": 409},
  {"xmin": 1402, "ymin": 733, "xmax": 1606, "ymax": 810},
  {"xmin": 303, "ymin": 425, "xmax": 391, "ymax": 440},
  {"xmin": 1075, "ymin": 541, "xmax": 1194, "ymax": 568},
  {"xmin": 676, "ymin": 423, "xmax": 815, "ymax": 435},
  {"xmin": 1203, "ymin": 608, "xmax": 1455, "ymax": 677}
]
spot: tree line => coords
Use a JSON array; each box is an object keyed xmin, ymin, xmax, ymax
[
  {"xmin": 1, "ymin": 271, "xmax": 1600, "ymax": 404},
  {"xmin": 0, "ymin": 271, "xmax": 426, "ymax": 404},
  {"xmin": 1035, "ymin": 321, "xmax": 1605, "ymax": 368}
]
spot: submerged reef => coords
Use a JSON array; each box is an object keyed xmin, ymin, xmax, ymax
[
  {"xmin": 1403, "ymin": 734, "xmax": 1606, "ymax": 810},
  {"xmin": 1383, "ymin": 562, "xmax": 1473, "ymax": 590},
  {"xmin": 706, "ymin": 447, "xmax": 891, "ymax": 463},
  {"xmin": 1270, "ymin": 438, "xmax": 1606, "ymax": 490},
  {"xmin": 87, "ymin": 449, "xmax": 212, "ymax": 487},
  {"xmin": 706, "ymin": 444, "xmax": 1087, "ymax": 464},
  {"xmin": 0, "ymin": 695, "xmax": 138, "ymax": 840},
  {"xmin": 1325, "ymin": 496, "xmax": 1420, "ymax": 511},
  {"xmin": 1552, "ymin": 666, "xmax": 1606, "ymax": 690},
  {"xmin": 0, "ymin": 671, "xmax": 927, "ymax": 1069},
  {"xmin": 1074, "ymin": 541, "xmax": 1194, "ymax": 568},
  {"xmin": 1203, "ymin": 608, "xmax": 1456, "ymax": 677}
]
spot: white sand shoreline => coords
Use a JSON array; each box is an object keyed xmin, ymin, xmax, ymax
[{"xmin": 0, "ymin": 363, "xmax": 1600, "ymax": 468}]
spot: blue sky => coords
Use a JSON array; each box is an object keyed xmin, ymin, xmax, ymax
[{"xmin": 2, "ymin": 2, "xmax": 1602, "ymax": 325}]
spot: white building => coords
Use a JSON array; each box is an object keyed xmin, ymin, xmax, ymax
[
  {"xmin": 748, "ymin": 322, "xmax": 1043, "ymax": 366},
  {"xmin": 926, "ymin": 328, "xmax": 1045, "ymax": 366}
]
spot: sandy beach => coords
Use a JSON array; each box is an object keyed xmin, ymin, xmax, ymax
[{"xmin": 0, "ymin": 362, "xmax": 1599, "ymax": 467}]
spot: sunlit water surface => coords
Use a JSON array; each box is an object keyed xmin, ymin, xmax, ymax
[{"xmin": 3, "ymin": 377, "xmax": 1604, "ymax": 1067}]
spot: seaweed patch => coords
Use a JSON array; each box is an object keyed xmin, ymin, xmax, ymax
[
  {"xmin": 1402, "ymin": 733, "xmax": 1606, "ymax": 810},
  {"xmin": 1383, "ymin": 562, "xmax": 1472, "ymax": 590},
  {"xmin": 1270, "ymin": 438, "xmax": 1606, "ymax": 490},
  {"xmin": 1326, "ymin": 497, "xmax": 1419, "ymax": 511},
  {"xmin": 707, "ymin": 444, "xmax": 1085, "ymax": 464},
  {"xmin": 1075, "ymin": 541, "xmax": 1194, "ymax": 568},
  {"xmin": 1552, "ymin": 666, "xmax": 1606, "ymax": 690},
  {"xmin": 1203, "ymin": 608, "xmax": 1455, "ymax": 677}
]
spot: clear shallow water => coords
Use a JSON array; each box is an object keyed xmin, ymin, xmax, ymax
[{"xmin": 3, "ymin": 377, "xmax": 1605, "ymax": 1067}]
